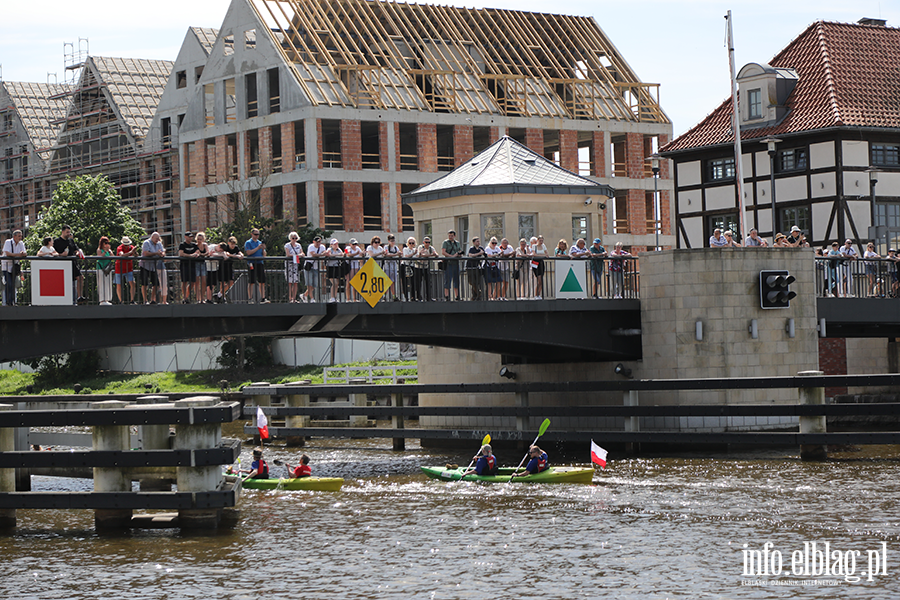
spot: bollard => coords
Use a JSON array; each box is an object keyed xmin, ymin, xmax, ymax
[
  {"xmin": 285, "ymin": 381, "xmax": 311, "ymax": 447},
  {"xmin": 92, "ymin": 400, "xmax": 133, "ymax": 529},
  {"xmin": 0, "ymin": 404, "xmax": 16, "ymax": 528},
  {"xmin": 136, "ymin": 395, "xmax": 172, "ymax": 491},
  {"xmin": 391, "ymin": 391, "xmax": 405, "ymax": 451},
  {"xmin": 624, "ymin": 390, "xmax": 640, "ymax": 455},
  {"xmin": 174, "ymin": 396, "xmax": 222, "ymax": 529},
  {"xmin": 798, "ymin": 370, "xmax": 828, "ymax": 461},
  {"xmin": 349, "ymin": 378, "xmax": 368, "ymax": 429}
]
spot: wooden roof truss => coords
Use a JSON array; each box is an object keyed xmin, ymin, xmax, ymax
[{"xmin": 249, "ymin": 0, "xmax": 668, "ymax": 123}]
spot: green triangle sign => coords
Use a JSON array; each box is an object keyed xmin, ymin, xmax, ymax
[{"xmin": 560, "ymin": 267, "xmax": 583, "ymax": 293}]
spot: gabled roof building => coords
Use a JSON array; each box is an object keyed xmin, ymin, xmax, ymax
[{"xmin": 662, "ymin": 18, "xmax": 900, "ymax": 251}]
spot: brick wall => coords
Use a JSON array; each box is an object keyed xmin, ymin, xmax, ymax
[
  {"xmin": 341, "ymin": 119, "xmax": 361, "ymax": 170},
  {"xmin": 819, "ymin": 337, "xmax": 848, "ymax": 397},
  {"xmin": 215, "ymin": 135, "xmax": 227, "ymax": 183},
  {"xmin": 627, "ymin": 189, "xmax": 646, "ymax": 235},
  {"xmin": 240, "ymin": 131, "xmax": 251, "ymax": 180},
  {"xmin": 381, "ymin": 182, "xmax": 393, "ymax": 231},
  {"xmin": 592, "ymin": 131, "xmax": 606, "ymax": 177},
  {"xmin": 196, "ymin": 196, "xmax": 208, "ymax": 230},
  {"xmin": 625, "ymin": 132, "xmax": 643, "ymax": 179},
  {"xmin": 559, "ymin": 129, "xmax": 578, "ymax": 172},
  {"xmin": 317, "ymin": 181, "xmax": 325, "ymax": 226},
  {"xmin": 343, "ymin": 181, "xmax": 363, "ymax": 231},
  {"xmin": 316, "ymin": 119, "xmax": 323, "ymax": 169},
  {"xmin": 379, "ymin": 122, "xmax": 390, "ymax": 171},
  {"xmin": 525, "ymin": 128, "xmax": 543, "ymax": 153},
  {"xmin": 283, "ymin": 182, "xmax": 296, "ymax": 221},
  {"xmin": 417, "ymin": 123, "xmax": 437, "ymax": 172},
  {"xmin": 453, "ymin": 125, "xmax": 474, "ymax": 166},
  {"xmin": 392, "ymin": 122, "xmax": 401, "ymax": 171},
  {"xmin": 281, "ymin": 122, "xmax": 294, "ymax": 174},
  {"xmin": 260, "ymin": 187, "xmax": 274, "ymax": 219},
  {"xmin": 489, "ymin": 126, "xmax": 500, "ymax": 145}
]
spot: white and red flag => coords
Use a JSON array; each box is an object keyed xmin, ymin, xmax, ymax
[
  {"xmin": 590, "ymin": 440, "xmax": 607, "ymax": 469},
  {"xmin": 257, "ymin": 406, "xmax": 269, "ymax": 439}
]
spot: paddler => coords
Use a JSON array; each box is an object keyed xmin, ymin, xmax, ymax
[
  {"xmin": 245, "ymin": 448, "xmax": 269, "ymax": 479},
  {"xmin": 285, "ymin": 454, "xmax": 312, "ymax": 478},
  {"xmin": 463, "ymin": 444, "xmax": 498, "ymax": 477},
  {"xmin": 511, "ymin": 445, "xmax": 548, "ymax": 478}
]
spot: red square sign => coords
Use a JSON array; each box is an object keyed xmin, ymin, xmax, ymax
[{"xmin": 40, "ymin": 269, "xmax": 66, "ymax": 297}]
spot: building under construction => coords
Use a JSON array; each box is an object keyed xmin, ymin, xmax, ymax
[{"xmin": 1, "ymin": 0, "xmax": 673, "ymax": 250}]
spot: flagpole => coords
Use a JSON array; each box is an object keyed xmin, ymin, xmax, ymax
[{"xmin": 726, "ymin": 10, "xmax": 747, "ymax": 240}]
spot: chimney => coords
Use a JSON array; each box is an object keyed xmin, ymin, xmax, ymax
[{"xmin": 858, "ymin": 17, "xmax": 887, "ymax": 27}]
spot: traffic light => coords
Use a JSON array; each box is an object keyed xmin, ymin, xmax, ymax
[{"xmin": 760, "ymin": 270, "xmax": 796, "ymax": 309}]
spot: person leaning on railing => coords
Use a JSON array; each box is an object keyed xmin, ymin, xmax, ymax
[
  {"xmin": 467, "ymin": 236, "xmax": 485, "ymax": 301},
  {"xmin": 401, "ymin": 236, "xmax": 419, "ymax": 302},
  {"xmin": 530, "ymin": 235, "xmax": 548, "ymax": 300},
  {"xmin": 96, "ymin": 236, "xmax": 114, "ymax": 306},
  {"xmin": 1, "ymin": 229, "xmax": 25, "ymax": 307},
  {"xmin": 609, "ymin": 241, "xmax": 631, "ymax": 299},
  {"xmin": 864, "ymin": 243, "xmax": 881, "ymax": 297},
  {"xmin": 416, "ymin": 237, "xmax": 438, "ymax": 301},
  {"xmin": 304, "ymin": 235, "xmax": 326, "ymax": 303},
  {"xmin": 441, "ymin": 230, "xmax": 463, "ymax": 302},
  {"xmin": 384, "ymin": 234, "xmax": 401, "ymax": 301},
  {"xmin": 284, "ymin": 231, "xmax": 305, "ymax": 303}
]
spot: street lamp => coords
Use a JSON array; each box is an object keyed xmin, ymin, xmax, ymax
[
  {"xmin": 867, "ymin": 167, "xmax": 882, "ymax": 250},
  {"xmin": 762, "ymin": 136, "xmax": 782, "ymax": 237},
  {"xmin": 649, "ymin": 153, "xmax": 661, "ymax": 250}
]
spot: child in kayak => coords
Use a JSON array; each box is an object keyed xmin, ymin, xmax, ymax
[
  {"xmin": 511, "ymin": 445, "xmax": 548, "ymax": 478},
  {"xmin": 286, "ymin": 454, "xmax": 312, "ymax": 478},
  {"xmin": 463, "ymin": 444, "xmax": 498, "ymax": 477}
]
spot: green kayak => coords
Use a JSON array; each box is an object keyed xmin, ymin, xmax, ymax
[
  {"xmin": 420, "ymin": 466, "xmax": 594, "ymax": 484},
  {"xmin": 233, "ymin": 475, "xmax": 344, "ymax": 492}
]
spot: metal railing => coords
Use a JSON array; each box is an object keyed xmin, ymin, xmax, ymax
[
  {"xmin": 815, "ymin": 257, "xmax": 899, "ymax": 298},
  {"xmin": 323, "ymin": 364, "xmax": 418, "ymax": 384},
  {"xmin": 1, "ymin": 255, "xmax": 640, "ymax": 306}
]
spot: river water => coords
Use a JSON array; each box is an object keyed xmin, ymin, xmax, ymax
[{"xmin": 3, "ymin": 438, "xmax": 899, "ymax": 599}]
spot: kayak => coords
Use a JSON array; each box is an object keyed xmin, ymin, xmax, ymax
[
  {"xmin": 420, "ymin": 466, "xmax": 594, "ymax": 484},
  {"xmin": 231, "ymin": 475, "xmax": 344, "ymax": 492}
]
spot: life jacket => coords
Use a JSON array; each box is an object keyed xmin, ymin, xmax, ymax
[
  {"xmin": 252, "ymin": 459, "xmax": 269, "ymax": 479},
  {"xmin": 476, "ymin": 454, "xmax": 497, "ymax": 476},
  {"xmin": 535, "ymin": 452, "xmax": 548, "ymax": 473}
]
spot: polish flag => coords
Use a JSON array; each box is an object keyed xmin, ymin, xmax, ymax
[
  {"xmin": 293, "ymin": 254, "xmax": 303, "ymax": 264},
  {"xmin": 257, "ymin": 406, "xmax": 269, "ymax": 439},
  {"xmin": 590, "ymin": 440, "xmax": 607, "ymax": 469}
]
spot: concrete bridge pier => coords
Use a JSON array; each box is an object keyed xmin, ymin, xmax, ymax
[
  {"xmin": 0, "ymin": 404, "xmax": 16, "ymax": 529},
  {"xmin": 92, "ymin": 400, "xmax": 133, "ymax": 529},
  {"xmin": 137, "ymin": 395, "xmax": 173, "ymax": 491},
  {"xmin": 285, "ymin": 381, "xmax": 311, "ymax": 447},
  {"xmin": 350, "ymin": 378, "xmax": 369, "ymax": 429},
  {"xmin": 174, "ymin": 397, "xmax": 223, "ymax": 529},
  {"xmin": 799, "ymin": 371, "xmax": 828, "ymax": 461}
]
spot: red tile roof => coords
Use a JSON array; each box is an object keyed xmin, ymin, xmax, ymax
[{"xmin": 663, "ymin": 20, "xmax": 900, "ymax": 154}]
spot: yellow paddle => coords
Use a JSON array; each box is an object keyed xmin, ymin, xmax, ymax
[
  {"xmin": 510, "ymin": 418, "xmax": 550, "ymax": 481},
  {"xmin": 460, "ymin": 434, "xmax": 491, "ymax": 479}
]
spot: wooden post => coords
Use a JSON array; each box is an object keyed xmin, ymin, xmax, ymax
[
  {"xmin": 174, "ymin": 396, "xmax": 222, "ymax": 529},
  {"xmin": 136, "ymin": 395, "xmax": 172, "ymax": 491},
  {"xmin": 92, "ymin": 400, "xmax": 133, "ymax": 529},
  {"xmin": 798, "ymin": 370, "xmax": 828, "ymax": 461},
  {"xmin": 0, "ymin": 404, "xmax": 16, "ymax": 529},
  {"xmin": 391, "ymin": 389, "xmax": 405, "ymax": 451},
  {"xmin": 624, "ymin": 390, "xmax": 640, "ymax": 455},
  {"xmin": 285, "ymin": 380, "xmax": 311, "ymax": 447}
]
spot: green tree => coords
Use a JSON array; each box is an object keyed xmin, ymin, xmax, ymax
[{"xmin": 25, "ymin": 175, "xmax": 145, "ymax": 254}]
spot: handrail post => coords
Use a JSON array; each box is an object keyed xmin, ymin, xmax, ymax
[
  {"xmin": 174, "ymin": 396, "xmax": 222, "ymax": 529},
  {"xmin": 92, "ymin": 400, "xmax": 133, "ymax": 529},
  {"xmin": 285, "ymin": 381, "xmax": 311, "ymax": 447},
  {"xmin": 798, "ymin": 371, "xmax": 828, "ymax": 461},
  {"xmin": 624, "ymin": 390, "xmax": 640, "ymax": 454},
  {"xmin": 0, "ymin": 404, "xmax": 16, "ymax": 529}
]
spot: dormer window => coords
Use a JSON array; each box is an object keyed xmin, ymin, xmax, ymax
[{"xmin": 748, "ymin": 88, "xmax": 762, "ymax": 119}]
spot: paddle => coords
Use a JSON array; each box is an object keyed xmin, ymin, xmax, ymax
[
  {"xmin": 460, "ymin": 434, "xmax": 491, "ymax": 479},
  {"xmin": 510, "ymin": 418, "xmax": 550, "ymax": 481}
]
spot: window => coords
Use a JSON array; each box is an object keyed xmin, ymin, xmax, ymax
[
  {"xmin": 244, "ymin": 29, "xmax": 256, "ymax": 50},
  {"xmin": 572, "ymin": 214, "xmax": 589, "ymax": 242},
  {"xmin": 245, "ymin": 73, "xmax": 258, "ymax": 118},
  {"xmin": 777, "ymin": 148, "xmax": 808, "ymax": 172},
  {"xmin": 872, "ymin": 144, "xmax": 900, "ymax": 167},
  {"xmin": 748, "ymin": 88, "xmax": 762, "ymax": 119},
  {"xmin": 267, "ymin": 68, "xmax": 280, "ymax": 113},
  {"xmin": 779, "ymin": 206, "xmax": 810, "ymax": 237},
  {"xmin": 518, "ymin": 213, "xmax": 536, "ymax": 242},
  {"xmin": 707, "ymin": 157, "xmax": 735, "ymax": 181},
  {"xmin": 204, "ymin": 84, "xmax": 215, "ymax": 127},
  {"xmin": 457, "ymin": 216, "xmax": 469, "ymax": 246},
  {"xmin": 875, "ymin": 202, "xmax": 900, "ymax": 229},
  {"xmin": 481, "ymin": 214, "xmax": 504, "ymax": 242},
  {"xmin": 176, "ymin": 71, "xmax": 187, "ymax": 89},
  {"xmin": 223, "ymin": 34, "xmax": 234, "ymax": 55},
  {"xmin": 224, "ymin": 78, "xmax": 236, "ymax": 123},
  {"xmin": 707, "ymin": 213, "xmax": 739, "ymax": 238},
  {"xmin": 422, "ymin": 221, "xmax": 433, "ymax": 241}
]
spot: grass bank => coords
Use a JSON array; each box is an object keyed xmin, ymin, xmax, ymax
[{"xmin": 0, "ymin": 359, "xmax": 417, "ymax": 396}]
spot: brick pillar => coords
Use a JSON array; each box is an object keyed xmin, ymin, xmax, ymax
[
  {"xmin": 316, "ymin": 119, "xmax": 323, "ymax": 169},
  {"xmin": 524, "ymin": 128, "xmax": 543, "ymax": 153},
  {"xmin": 196, "ymin": 197, "xmax": 209, "ymax": 230},
  {"xmin": 215, "ymin": 136, "xmax": 227, "ymax": 182},
  {"xmin": 343, "ymin": 181, "xmax": 363, "ymax": 231},
  {"xmin": 281, "ymin": 122, "xmax": 294, "ymax": 174},
  {"xmin": 260, "ymin": 126, "xmax": 273, "ymax": 174},
  {"xmin": 317, "ymin": 181, "xmax": 326, "ymax": 226},
  {"xmin": 341, "ymin": 120, "xmax": 361, "ymax": 170},
  {"xmin": 260, "ymin": 187, "xmax": 274, "ymax": 219},
  {"xmin": 559, "ymin": 130, "xmax": 578, "ymax": 172},
  {"xmin": 417, "ymin": 123, "xmax": 437, "ymax": 172},
  {"xmin": 240, "ymin": 131, "xmax": 251, "ymax": 179},
  {"xmin": 592, "ymin": 131, "xmax": 606, "ymax": 177},
  {"xmin": 217, "ymin": 194, "xmax": 229, "ymax": 224},
  {"xmin": 284, "ymin": 182, "xmax": 297, "ymax": 222},
  {"xmin": 625, "ymin": 132, "xmax": 644, "ymax": 179},
  {"xmin": 489, "ymin": 126, "xmax": 501, "ymax": 144},
  {"xmin": 627, "ymin": 189, "xmax": 646, "ymax": 235},
  {"xmin": 381, "ymin": 182, "xmax": 392, "ymax": 231},
  {"xmin": 195, "ymin": 141, "xmax": 207, "ymax": 187},
  {"xmin": 392, "ymin": 122, "xmax": 401, "ymax": 171},
  {"xmin": 379, "ymin": 122, "xmax": 391, "ymax": 170},
  {"xmin": 453, "ymin": 125, "xmax": 474, "ymax": 166}
]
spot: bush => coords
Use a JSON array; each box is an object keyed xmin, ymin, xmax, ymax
[
  {"xmin": 217, "ymin": 336, "xmax": 274, "ymax": 371},
  {"xmin": 27, "ymin": 351, "xmax": 102, "ymax": 387}
]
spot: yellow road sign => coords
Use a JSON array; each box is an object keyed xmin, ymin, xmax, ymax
[{"xmin": 349, "ymin": 257, "xmax": 392, "ymax": 307}]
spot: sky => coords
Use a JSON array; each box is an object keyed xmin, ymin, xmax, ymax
[{"xmin": 1, "ymin": 0, "xmax": 897, "ymax": 138}]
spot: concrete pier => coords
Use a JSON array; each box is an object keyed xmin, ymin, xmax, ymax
[
  {"xmin": 92, "ymin": 400, "xmax": 133, "ymax": 529},
  {"xmin": 0, "ymin": 404, "xmax": 16, "ymax": 529},
  {"xmin": 798, "ymin": 370, "xmax": 828, "ymax": 461},
  {"xmin": 174, "ymin": 397, "xmax": 223, "ymax": 529},
  {"xmin": 285, "ymin": 381, "xmax": 311, "ymax": 447},
  {"xmin": 137, "ymin": 395, "xmax": 173, "ymax": 491}
]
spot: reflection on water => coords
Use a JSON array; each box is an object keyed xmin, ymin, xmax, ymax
[{"xmin": 3, "ymin": 439, "xmax": 900, "ymax": 599}]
